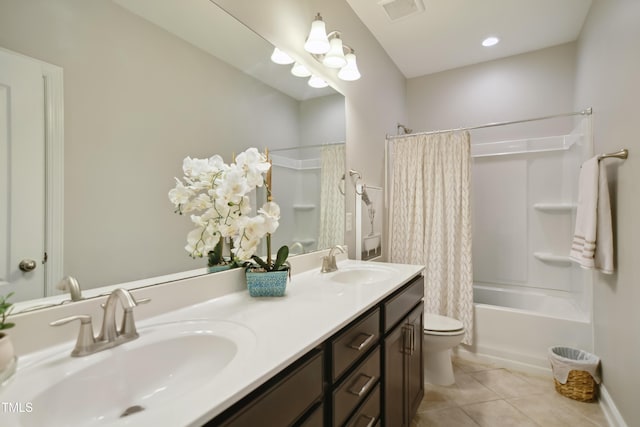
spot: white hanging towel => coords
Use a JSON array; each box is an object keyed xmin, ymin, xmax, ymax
[{"xmin": 569, "ymin": 156, "xmax": 614, "ymax": 274}]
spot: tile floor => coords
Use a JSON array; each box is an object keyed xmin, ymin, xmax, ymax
[{"xmin": 411, "ymin": 357, "xmax": 608, "ymax": 427}]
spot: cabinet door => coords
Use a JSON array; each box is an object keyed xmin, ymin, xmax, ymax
[
  {"xmin": 405, "ymin": 302, "xmax": 424, "ymax": 421},
  {"xmin": 383, "ymin": 323, "xmax": 406, "ymax": 427}
]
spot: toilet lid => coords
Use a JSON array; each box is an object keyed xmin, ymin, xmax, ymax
[{"xmin": 424, "ymin": 313, "xmax": 464, "ymax": 332}]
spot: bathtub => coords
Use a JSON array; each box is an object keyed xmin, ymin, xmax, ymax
[{"xmin": 456, "ymin": 284, "xmax": 593, "ymax": 374}]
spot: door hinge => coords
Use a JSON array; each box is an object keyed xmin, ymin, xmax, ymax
[{"xmin": 43, "ymin": 252, "xmax": 48, "ymax": 264}]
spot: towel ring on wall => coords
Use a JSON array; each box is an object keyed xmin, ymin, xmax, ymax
[{"xmin": 338, "ymin": 173, "xmax": 346, "ymax": 195}]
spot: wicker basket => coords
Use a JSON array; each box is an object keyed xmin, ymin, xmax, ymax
[{"xmin": 553, "ymin": 369, "xmax": 597, "ymax": 402}]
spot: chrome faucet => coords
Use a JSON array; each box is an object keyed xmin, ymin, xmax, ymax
[
  {"xmin": 50, "ymin": 288, "xmax": 150, "ymax": 357},
  {"xmin": 321, "ymin": 245, "xmax": 346, "ymax": 273},
  {"xmin": 56, "ymin": 276, "xmax": 83, "ymax": 301}
]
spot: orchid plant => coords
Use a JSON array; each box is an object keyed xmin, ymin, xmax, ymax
[{"xmin": 169, "ymin": 148, "xmax": 288, "ymax": 270}]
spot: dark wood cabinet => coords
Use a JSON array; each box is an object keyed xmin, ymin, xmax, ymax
[
  {"xmin": 383, "ymin": 279, "xmax": 424, "ymax": 427},
  {"xmin": 211, "ymin": 350, "xmax": 324, "ymax": 427}
]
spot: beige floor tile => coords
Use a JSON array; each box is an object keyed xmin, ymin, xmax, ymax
[
  {"xmin": 508, "ymin": 393, "xmax": 603, "ymax": 427},
  {"xmin": 412, "ymin": 357, "xmax": 610, "ymax": 427},
  {"xmin": 415, "ymin": 407, "xmax": 480, "ymax": 427},
  {"xmin": 452, "ymin": 356, "xmax": 498, "ymax": 374},
  {"xmin": 419, "ymin": 387, "xmax": 458, "ymax": 412},
  {"xmin": 512, "ymin": 370, "xmax": 555, "ymax": 395},
  {"xmin": 470, "ymin": 368, "xmax": 535, "ymax": 399},
  {"xmin": 437, "ymin": 371, "xmax": 502, "ymax": 406},
  {"xmin": 461, "ymin": 400, "xmax": 538, "ymax": 427},
  {"xmin": 550, "ymin": 392, "xmax": 608, "ymax": 426}
]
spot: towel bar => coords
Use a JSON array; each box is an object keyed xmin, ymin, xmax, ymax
[{"xmin": 597, "ymin": 149, "xmax": 628, "ymax": 160}]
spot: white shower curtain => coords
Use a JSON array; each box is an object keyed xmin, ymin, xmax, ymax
[
  {"xmin": 318, "ymin": 144, "xmax": 345, "ymax": 250},
  {"xmin": 389, "ymin": 132, "xmax": 474, "ymax": 344}
]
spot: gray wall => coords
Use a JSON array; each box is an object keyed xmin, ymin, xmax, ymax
[
  {"xmin": 574, "ymin": 1, "xmax": 640, "ymax": 424},
  {"xmin": 406, "ymin": 43, "xmax": 578, "ymax": 140}
]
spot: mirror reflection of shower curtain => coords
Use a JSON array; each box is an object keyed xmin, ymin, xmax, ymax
[{"xmin": 318, "ymin": 144, "xmax": 346, "ymax": 249}]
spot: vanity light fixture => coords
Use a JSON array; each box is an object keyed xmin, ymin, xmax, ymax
[
  {"xmin": 291, "ymin": 61, "xmax": 312, "ymax": 77},
  {"xmin": 308, "ymin": 75, "xmax": 329, "ymax": 88},
  {"xmin": 270, "ymin": 47, "xmax": 295, "ymax": 65},
  {"xmin": 482, "ymin": 36, "xmax": 500, "ymax": 47},
  {"xmin": 337, "ymin": 48, "xmax": 361, "ymax": 81},
  {"xmin": 304, "ymin": 13, "xmax": 331, "ymax": 54},
  {"xmin": 303, "ymin": 13, "xmax": 361, "ymax": 82}
]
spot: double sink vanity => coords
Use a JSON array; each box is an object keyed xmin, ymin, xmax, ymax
[{"xmin": 1, "ymin": 252, "xmax": 424, "ymax": 426}]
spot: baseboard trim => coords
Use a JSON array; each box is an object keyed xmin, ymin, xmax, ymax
[
  {"xmin": 599, "ymin": 385, "xmax": 628, "ymax": 427},
  {"xmin": 454, "ymin": 347, "xmax": 552, "ymax": 377}
]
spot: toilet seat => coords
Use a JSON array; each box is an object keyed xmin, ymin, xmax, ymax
[{"xmin": 424, "ymin": 313, "xmax": 464, "ymax": 336}]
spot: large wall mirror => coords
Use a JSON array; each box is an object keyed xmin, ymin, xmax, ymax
[{"xmin": 0, "ymin": 0, "xmax": 346, "ymax": 310}]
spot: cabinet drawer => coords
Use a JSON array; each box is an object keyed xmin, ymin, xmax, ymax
[
  {"xmin": 299, "ymin": 402, "xmax": 323, "ymax": 427},
  {"xmin": 384, "ymin": 276, "xmax": 423, "ymax": 332},
  {"xmin": 332, "ymin": 308, "xmax": 380, "ymax": 381},
  {"xmin": 333, "ymin": 346, "xmax": 380, "ymax": 427},
  {"xmin": 219, "ymin": 351, "xmax": 323, "ymax": 427},
  {"xmin": 345, "ymin": 383, "xmax": 380, "ymax": 427}
]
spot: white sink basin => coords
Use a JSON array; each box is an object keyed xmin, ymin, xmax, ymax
[
  {"xmin": 4, "ymin": 320, "xmax": 255, "ymax": 427},
  {"xmin": 328, "ymin": 264, "xmax": 396, "ymax": 284}
]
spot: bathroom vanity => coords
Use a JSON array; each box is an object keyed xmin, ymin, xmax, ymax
[
  {"xmin": 1, "ymin": 255, "xmax": 424, "ymax": 427},
  {"xmin": 211, "ymin": 272, "xmax": 424, "ymax": 427}
]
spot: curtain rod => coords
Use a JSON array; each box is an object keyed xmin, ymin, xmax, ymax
[{"xmin": 387, "ymin": 108, "xmax": 592, "ymax": 140}]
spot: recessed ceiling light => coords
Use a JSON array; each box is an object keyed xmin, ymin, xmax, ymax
[{"xmin": 482, "ymin": 36, "xmax": 500, "ymax": 47}]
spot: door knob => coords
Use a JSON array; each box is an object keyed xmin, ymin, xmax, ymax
[{"xmin": 19, "ymin": 259, "xmax": 37, "ymax": 272}]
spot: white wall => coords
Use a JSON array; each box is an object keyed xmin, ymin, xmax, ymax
[
  {"xmin": 573, "ymin": 1, "xmax": 640, "ymax": 424},
  {"xmin": 0, "ymin": 0, "xmax": 300, "ymax": 290},
  {"xmin": 213, "ymin": 0, "xmax": 407, "ymax": 259}
]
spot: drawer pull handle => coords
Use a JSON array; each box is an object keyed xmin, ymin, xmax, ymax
[
  {"xmin": 348, "ymin": 373, "xmax": 376, "ymax": 397},
  {"xmin": 354, "ymin": 414, "xmax": 376, "ymax": 427},
  {"xmin": 348, "ymin": 333, "xmax": 375, "ymax": 351}
]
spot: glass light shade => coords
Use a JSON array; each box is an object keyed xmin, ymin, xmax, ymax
[
  {"xmin": 304, "ymin": 16, "xmax": 330, "ymax": 54},
  {"xmin": 308, "ymin": 75, "xmax": 329, "ymax": 88},
  {"xmin": 270, "ymin": 47, "xmax": 294, "ymax": 65},
  {"xmin": 337, "ymin": 52, "xmax": 361, "ymax": 81},
  {"xmin": 322, "ymin": 36, "xmax": 347, "ymax": 69},
  {"xmin": 291, "ymin": 62, "xmax": 312, "ymax": 78}
]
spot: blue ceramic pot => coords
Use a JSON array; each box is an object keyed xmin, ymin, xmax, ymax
[
  {"xmin": 245, "ymin": 268, "xmax": 289, "ymax": 297},
  {"xmin": 207, "ymin": 264, "xmax": 231, "ymax": 273}
]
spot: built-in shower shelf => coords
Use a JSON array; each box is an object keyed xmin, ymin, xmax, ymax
[
  {"xmin": 533, "ymin": 203, "xmax": 577, "ymax": 212},
  {"xmin": 293, "ymin": 204, "xmax": 316, "ymax": 211},
  {"xmin": 293, "ymin": 238, "xmax": 316, "ymax": 246},
  {"xmin": 533, "ymin": 252, "xmax": 573, "ymax": 265}
]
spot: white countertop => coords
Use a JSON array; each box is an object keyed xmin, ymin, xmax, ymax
[{"xmin": 0, "ymin": 259, "xmax": 424, "ymax": 427}]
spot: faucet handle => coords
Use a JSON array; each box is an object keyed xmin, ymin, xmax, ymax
[
  {"xmin": 50, "ymin": 315, "xmax": 96, "ymax": 357},
  {"xmin": 134, "ymin": 297, "xmax": 151, "ymax": 306},
  {"xmin": 100, "ymin": 295, "xmax": 151, "ymax": 309},
  {"xmin": 120, "ymin": 295, "xmax": 150, "ymax": 339}
]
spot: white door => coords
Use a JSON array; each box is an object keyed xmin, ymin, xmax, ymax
[{"xmin": 0, "ymin": 49, "xmax": 46, "ymax": 301}]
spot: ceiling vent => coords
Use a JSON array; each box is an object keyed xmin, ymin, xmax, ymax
[{"xmin": 379, "ymin": 0, "xmax": 425, "ymax": 21}]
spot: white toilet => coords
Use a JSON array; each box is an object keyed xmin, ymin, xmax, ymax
[{"xmin": 423, "ymin": 313, "xmax": 465, "ymax": 386}]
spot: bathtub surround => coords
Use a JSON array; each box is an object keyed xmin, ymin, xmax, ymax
[
  {"xmin": 388, "ymin": 131, "xmax": 473, "ymax": 345},
  {"xmin": 570, "ymin": 156, "xmax": 614, "ymax": 274}
]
